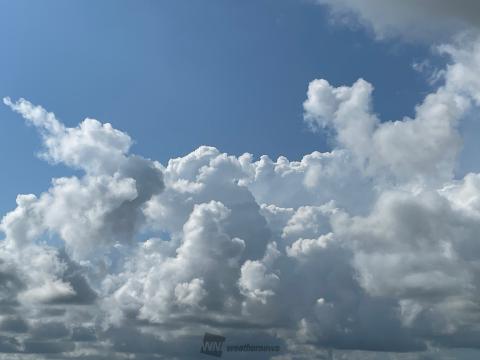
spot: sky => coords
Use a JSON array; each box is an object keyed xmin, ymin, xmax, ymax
[
  {"xmin": 0, "ymin": 0, "xmax": 432, "ymax": 215},
  {"xmin": 3, "ymin": 1, "xmax": 480, "ymax": 359}
]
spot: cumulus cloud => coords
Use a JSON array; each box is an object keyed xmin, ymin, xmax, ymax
[
  {"xmin": 2, "ymin": 98, "xmax": 164, "ymax": 260},
  {"xmin": 303, "ymin": 64, "xmax": 471, "ymax": 185},
  {"xmin": 4, "ymin": 32, "xmax": 480, "ymax": 360},
  {"xmin": 3, "ymin": 97, "xmax": 132, "ymax": 175}
]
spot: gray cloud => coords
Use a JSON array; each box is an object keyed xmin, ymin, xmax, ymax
[{"xmin": 316, "ymin": 0, "xmax": 480, "ymax": 41}]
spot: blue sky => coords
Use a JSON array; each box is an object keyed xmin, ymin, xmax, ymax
[{"xmin": 0, "ymin": 0, "xmax": 433, "ymax": 215}]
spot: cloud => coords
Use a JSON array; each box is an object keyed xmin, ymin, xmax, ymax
[
  {"xmin": 3, "ymin": 36, "xmax": 480, "ymax": 360},
  {"xmin": 315, "ymin": 0, "xmax": 480, "ymax": 41},
  {"xmin": 2, "ymin": 99, "xmax": 164, "ymax": 260},
  {"xmin": 303, "ymin": 65, "xmax": 470, "ymax": 185},
  {"xmin": 3, "ymin": 97, "xmax": 132, "ymax": 175}
]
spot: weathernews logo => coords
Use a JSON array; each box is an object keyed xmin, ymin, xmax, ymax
[
  {"xmin": 200, "ymin": 333, "xmax": 226, "ymax": 357},
  {"xmin": 200, "ymin": 332, "xmax": 281, "ymax": 357}
]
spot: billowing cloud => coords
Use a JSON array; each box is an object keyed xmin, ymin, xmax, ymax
[
  {"xmin": 2, "ymin": 98, "xmax": 164, "ymax": 260},
  {"xmin": 3, "ymin": 33, "xmax": 480, "ymax": 360}
]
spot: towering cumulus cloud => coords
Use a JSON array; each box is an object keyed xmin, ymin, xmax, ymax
[{"xmin": 4, "ymin": 9, "xmax": 480, "ymax": 360}]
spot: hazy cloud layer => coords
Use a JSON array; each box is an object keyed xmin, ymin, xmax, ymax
[
  {"xmin": 3, "ymin": 28, "xmax": 480, "ymax": 360},
  {"xmin": 316, "ymin": 0, "xmax": 480, "ymax": 40}
]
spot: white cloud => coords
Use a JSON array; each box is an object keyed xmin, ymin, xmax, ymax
[
  {"xmin": 2, "ymin": 98, "xmax": 164, "ymax": 260},
  {"xmin": 4, "ymin": 35, "xmax": 480, "ymax": 360},
  {"xmin": 3, "ymin": 98, "xmax": 132, "ymax": 175},
  {"xmin": 303, "ymin": 56, "xmax": 472, "ymax": 185}
]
